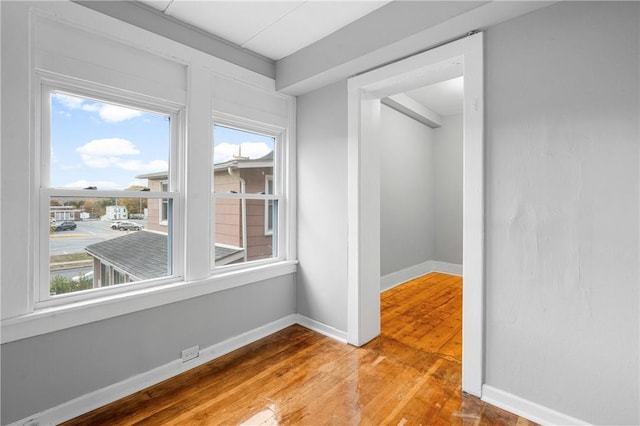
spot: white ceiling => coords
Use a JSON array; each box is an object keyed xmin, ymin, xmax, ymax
[
  {"xmin": 140, "ymin": 0, "xmax": 390, "ymax": 60},
  {"xmin": 139, "ymin": 0, "xmax": 463, "ymax": 115},
  {"xmin": 405, "ymin": 76, "xmax": 464, "ymax": 116}
]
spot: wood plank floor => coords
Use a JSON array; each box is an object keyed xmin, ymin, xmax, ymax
[{"xmin": 64, "ymin": 273, "xmax": 537, "ymax": 425}]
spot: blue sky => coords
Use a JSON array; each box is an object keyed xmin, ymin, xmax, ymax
[
  {"xmin": 51, "ymin": 93, "xmax": 170, "ymax": 190},
  {"xmin": 213, "ymin": 125, "xmax": 274, "ymax": 164},
  {"xmin": 51, "ymin": 93, "xmax": 274, "ymax": 190}
]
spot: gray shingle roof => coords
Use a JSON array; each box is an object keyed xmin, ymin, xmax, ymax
[
  {"xmin": 86, "ymin": 231, "xmax": 168, "ymax": 280},
  {"xmin": 85, "ymin": 231, "xmax": 244, "ymax": 280}
]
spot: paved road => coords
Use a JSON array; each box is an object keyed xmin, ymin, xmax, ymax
[
  {"xmin": 51, "ymin": 266, "xmax": 92, "ymax": 280},
  {"xmin": 50, "ymin": 219, "xmax": 147, "ymax": 255}
]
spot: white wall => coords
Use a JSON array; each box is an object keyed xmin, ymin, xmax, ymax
[
  {"xmin": 434, "ymin": 114, "xmax": 463, "ymax": 265},
  {"xmin": 380, "ymin": 104, "xmax": 435, "ymax": 276},
  {"xmin": 1, "ymin": 276, "xmax": 296, "ymax": 424},
  {"xmin": 379, "ymin": 107, "xmax": 463, "ymax": 280},
  {"xmin": 484, "ymin": 2, "xmax": 639, "ymax": 424},
  {"xmin": 0, "ymin": 2, "xmax": 296, "ymax": 424},
  {"xmin": 295, "ymin": 2, "xmax": 639, "ymax": 424},
  {"xmin": 296, "ymin": 80, "xmax": 349, "ymax": 332}
]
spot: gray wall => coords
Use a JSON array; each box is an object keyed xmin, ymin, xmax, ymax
[
  {"xmin": 380, "ymin": 104, "xmax": 436, "ymax": 276},
  {"xmin": 379, "ymin": 107, "xmax": 463, "ymax": 277},
  {"xmin": 1, "ymin": 275, "xmax": 295, "ymax": 424},
  {"xmin": 434, "ymin": 114, "xmax": 463, "ymax": 264},
  {"xmin": 296, "ymin": 80, "xmax": 349, "ymax": 331},
  {"xmin": 295, "ymin": 2, "xmax": 639, "ymax": 424},
  {"xmin": 484, "ymin": 2, "xmax": 639, "ymax": 424}
]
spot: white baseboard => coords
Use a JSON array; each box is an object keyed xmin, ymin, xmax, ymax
[
  {"xmin": 380, "ymin": 260, "xmax": 434, "ymax": 291},
  {"xmin": 295, "ymin": 314, "xmax": 348, "ymax": 343},
  {"xmin": 431, "ymin": 260, "xmax": 463, "ymax": 276},
  {"xmin": 380, "ymin": 260, "xmax": 463, "ymax": 292},
  {"xmin": 482, "ymin": 385, "xmax": 591, "ymax": 426},
  {"xmin": 11, "ymin": 314, "xmax": 298, "ymax": 426}
]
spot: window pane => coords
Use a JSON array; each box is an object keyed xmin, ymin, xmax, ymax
[
  {"xmin": 49, "ymin": 196, "xmax": 171, "ymax": 296},
  {"xmin": 212, "ymin": 125, "xmax": 277, "ymax": 267},
  {"xmin": 212, "ymin": 199, "xmax": 278, "ymax": 266},
  {"xmin": 50, "ymin": 92, "xmax": 170, "ymax": 190}
]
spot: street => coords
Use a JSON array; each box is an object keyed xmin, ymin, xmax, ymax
[{"xmin": 50, "ymin": 219, "xmax": 147, "ymax": 255}]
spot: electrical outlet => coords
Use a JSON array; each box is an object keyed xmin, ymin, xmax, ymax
[{"xmin": 181, "ymin": 345, "xmax": 199, "ymax": 362}]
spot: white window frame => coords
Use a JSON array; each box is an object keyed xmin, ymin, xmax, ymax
[
  {"xmin": 264, "ymin": 175, "xmax": 274, "ymax": 236},
  {"xmin": 37, "ymin": 79, "xmax": 184, "ymax": 309},
  {"xmin": 1, "ymin": 2, "xmax": 297, "ymax": 344},
  {"xmin": 160, "ymin": 180, "xmax": 169, "ymax": 225},
  {"xmin": 211, "ymin": 117, "xmax": 286, "ymax": 272}
]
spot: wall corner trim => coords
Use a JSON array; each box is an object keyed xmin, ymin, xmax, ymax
[
  {"xmin": 380, "ymin": 260, "xmax": 463, "ymax": 292},
  {"xmin": 295, "ymin": 314, "xmax": 348, "ymax": 343},
  {"xmin": 481, "ymin": 385, "xmax": 592, "ymax": 426}
]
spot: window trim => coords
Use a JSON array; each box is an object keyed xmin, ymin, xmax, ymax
[
  {"xmin": 37, "ymin": 81, "xmax": 184, "ymax": 308},
  {"xmin": 1, "ymin": 1, "xmax": 297, "ymax": 345},
  {"xmin": 264, "ymin": 175, "xmax": 274, "ymax": 236},
  {"xmin": 211, "ymin": 117, "xmax": 287, "ymax": 271},
  {"xmin": 160, "ymin": 180, "xmax": 169, "ymax": 225}
]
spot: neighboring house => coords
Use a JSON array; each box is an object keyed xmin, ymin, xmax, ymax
[
  {"xmin": 85, "ymin": 231, "xmax": 167, "ymax": 286},
  {"xmin": 50, "ymin": 205, "xmax": 81, "ymax": 222},
  {"xmin": 137, "ymin": 151, "xmax": 274, "ymax": 264},
  {"xmin": 85, "ymin": 231, "xmax": 243, "ymax": 287},
  {"xmin": 104, "ymin": 205, "xmax": 128, "ymax": 220}
]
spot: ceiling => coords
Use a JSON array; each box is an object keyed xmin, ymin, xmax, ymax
[
  {"xmin": 405, "ymin": 76, "xmax": 464, "ymax": 116},
  {"xmin": 140, "ymin": 0, "xmax": 391, "ymax": 61},
  {"xmin": 139, "ymin": 0, "xmax": 462, "ymax": 115}
]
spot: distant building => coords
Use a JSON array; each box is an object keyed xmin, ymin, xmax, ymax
[
  {"xmin": 137, "ymin": 151, "xmax": 274, "ymax": 264},
  {"xmin": 85, "ymin": 231, "xmax": 244, "ymax": 286},
  {"xmin": 105, "ymin": 205, "xmax": 128, "ymax": 220},
  {"xmin": 50, "ymin": 205, "xmax": 81, "ymax": 222}
]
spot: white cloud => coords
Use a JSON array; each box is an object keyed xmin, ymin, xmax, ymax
[
  {"xmin": 54, "ymin": 93, "xmax": 143, "ymax": 123},
  {"xmin": 98, "ymin": 104, "xmax": 143, "ymax": 123},
  {"xmin": 119, "ymin": 159, "xmax": 169, "ymax": 172},
  {"xmin": 63, "ymin": 179, "xmax": 121, "ymax": 190},
  {"xmin": 76, "ymin": 138, "xmax": 166, "ymax": 172},
  {"xmin": 214, "ymin": 142, "xmax": 271, "ymax": 164},
  {"xmin": 76, "ymin": 138, "xmax": 140, "ymax": 168},
  {"xmin": 61, "ymin": 164, "xmax": 83, "ymax": 170},
  {"xmin": 81, "ymin": 103, "xmax": 100, "ymax": 112},
  {"xmin": 54, "ymin": 93, "xmax": 84, "ymax": 110},
  {"xmin": 128, "ymin": 179, "xmax": 148, "ymax": 188}
]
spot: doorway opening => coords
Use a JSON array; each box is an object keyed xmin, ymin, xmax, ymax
[{"xmin": 346, "ymin": 32, "xmax": 484, "ymax": 396}]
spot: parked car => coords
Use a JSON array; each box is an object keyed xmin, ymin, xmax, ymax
[
  {"xmin": 72, "ymin": 271, "xmax": 93, "ymax": 283},
  {"xmin": 54, "ymin": 221, "xmax": 77, "ymax": 231},
  {"xmin": 114, "ymin": 221, "xmax": 143, "ymax": 231}
]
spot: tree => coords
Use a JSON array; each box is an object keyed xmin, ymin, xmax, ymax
[
  {"xmin": 118, "ymin": 185, "xmax": 148, "ymax": 215},
  {"xmin": 50, "ymin": 274, "xmax": 93, "ymax": 295},
  {"xmin": 64, "ymin": 199, "xmax": 85, "ymax": 209}
]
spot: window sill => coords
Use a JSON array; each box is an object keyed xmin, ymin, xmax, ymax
[{"xmin": 1, "ymin": 260, "xmax": 298, "ymax": 344}]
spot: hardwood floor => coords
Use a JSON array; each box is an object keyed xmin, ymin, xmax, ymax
[{"xmin": 64, "ymin": 273, "xmax": 537, "ymax": 425}]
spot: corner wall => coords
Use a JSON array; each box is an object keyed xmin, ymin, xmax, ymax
[
  {"xmin": 379, "ymin": 107, "xmax": 463, "ymax": 286},
  {"xmin": 484, "ymin": 2, "xmax": 639, "ymax": 424},
  {"xmin": 296, "ymin": 80, "xmax": 349, "ymax": 332},
  {"xmin": 380, "ymin": 104, "xmax": 436, "ymax": 277},
  {"xmin": 295, "ymin": 2, "xmax": 639, "ymax": 424},
  {"xmin": 434, "ymin": 114, "xmax": 463, "ymax": 265}
]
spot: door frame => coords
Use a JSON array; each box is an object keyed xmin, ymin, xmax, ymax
[{"xmin": 346, "ymin": 32, "xmax": 484, "ymax": 396}]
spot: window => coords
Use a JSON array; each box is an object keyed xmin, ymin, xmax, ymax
[
  {"xmin": 212, "ymin": 124, "xmax": 282, "ymax": 268},
  {"xmin": 42, "ymin": 88, "xmax": 179, "ymax": 304}
]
